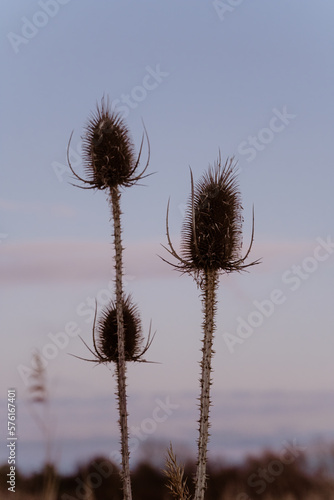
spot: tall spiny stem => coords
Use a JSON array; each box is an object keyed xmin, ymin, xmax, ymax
[
  {"xmin": 68, "ymin": 99, "xmax": 152, "ymax": 499},
  {"xmin": 110, "ymin": 187, "xmax": 132, "ymax": 500},
  {"xmin": 194, "ymin": 269, "xmax": 217, "ymax": 500},
  {"xmin": 162, "ymin": 158, "xmax": 259, "ymax": 500}
]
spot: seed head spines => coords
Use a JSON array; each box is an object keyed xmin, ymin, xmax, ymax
[
  {"xmin": 67, "ymin": 97, "xmax": 150, "ymax": 191},
  {"xmin": 162, "ymin": 155, "xmax": 260, "ymax": 279}
]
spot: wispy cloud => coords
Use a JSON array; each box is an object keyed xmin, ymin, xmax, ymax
[
  {"xmin": 0, "ymin": 239, "xmax": 167, "ymax": 284},
  {"xmin": 0, "ymin": 198, "xmax": 76, "ymax": 217},
  {"xmin": 1, "ymin": 390, "xmax": 333, "ymax": 473},
  {"xmin": 1, "ymin": 237, "xmax": 329, "ymax": 286}
]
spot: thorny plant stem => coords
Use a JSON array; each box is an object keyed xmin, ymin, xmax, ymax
[
  {"xmin": 110, "ymin": 187, "xmax": 132, "ymax": 500},
  {"xmin": 194, "ymin": 268, "xmax": 217, "ymax": 500}
]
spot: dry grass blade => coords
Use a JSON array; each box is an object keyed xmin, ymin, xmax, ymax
[
  {"xmin": 29, "ymin": 351, "xmax": 48, "ymax": 404},
  {"xmin": 26, "ymin": 351, "xmax": 59, "ymax": 500},
  {"xmin": 164, "ymin": 445, "xmax": 191, "ymax": 500}
]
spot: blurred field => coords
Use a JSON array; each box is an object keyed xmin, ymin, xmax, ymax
[{"xmin": 1, "ymin": 447, "xmax": 334, "ymax": 499}]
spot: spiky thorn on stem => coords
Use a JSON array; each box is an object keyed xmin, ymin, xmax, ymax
[
  {"xmin": 110, "ymin": 186, "xmax": 132, "ymax": 500},
  {"xmin": 195, "ymin": 268, "xmax": 217, "ymax": 500}
]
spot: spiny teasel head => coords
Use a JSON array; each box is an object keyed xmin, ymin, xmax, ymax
[
  {"xmin": 71, "ymin": 295, "xmax": 154, "ymax": 364},
  {"xmin": 67, "ymin": 97, "xmax": 150, "ymax": 190},
  {"xmin": 162, "ymin": 155, "xmax": 259, "ymax": 277},
  {"xmin": 97, "ymin": 295, "xmax": 143, "ymax": 362},
  {"xmin": 182, "ymin": 157, "xmax": 243, "ymax": 271}
]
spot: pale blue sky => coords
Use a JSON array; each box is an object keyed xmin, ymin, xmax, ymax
[{"xmin": 1, "ymin": 0, "xmax": 334, "ymax": 472}]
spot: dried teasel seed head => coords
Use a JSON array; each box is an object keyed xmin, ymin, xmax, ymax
[
  {"xmin": 97, "ymin": 295, "xmax": 143, "ymax": 362},
  {"xmin": 181, "ymin": 157, "xmax": 243, "ymax": 272},
  {"xmin": 68, "ymin": 96, "xmax": 150, "ymax": 191},
  {"xmin": 82, "ymin": 98, "xmax": 136, "ymax": 189}
]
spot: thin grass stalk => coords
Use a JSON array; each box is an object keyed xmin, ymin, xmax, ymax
[
  {"xmin": 43, "ymin": 466, "xmax": 58, "ymax": 500},
  {"xmin": 110, "ymin": 187, "xmax": 132, "ymax": 500},
  {"xmin": 27, "ymin": 351, "xmax": 59, "ymax": 500},
  {"xmin": 194, "ymin": 268, "xmax": 217, "ymax": 500}
]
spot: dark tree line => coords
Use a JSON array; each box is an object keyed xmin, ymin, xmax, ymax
[{"xmin": 1, "ymin": 449, "xmax": 334, "ymax": 500}]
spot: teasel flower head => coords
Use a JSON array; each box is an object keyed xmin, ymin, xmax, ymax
[
  {"xmin": 162, "ymin": 155, "xmax": 260, "ymax": 280},
  {"xmin": 67, "ymin": 97, "xmax": 150, "ymax": 190},
  {"xmin": 72, "ymin": 295, "xmax": 154, "ymax": 364},
  {"xmin": 98, "ymin": 295, "xmax": 143, "ymax": 362}
]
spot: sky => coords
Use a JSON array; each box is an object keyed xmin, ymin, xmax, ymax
[{"xmin": 1, "ymin": 0, "xmax": 334, "ymax": 474}]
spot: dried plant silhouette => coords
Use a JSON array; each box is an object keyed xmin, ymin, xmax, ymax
[
  {"xmin": 163, "ymin": 156, "xmax": 260, "ymax": 500},
  {"xmin": 67, "ymin": 98, "xmax": 150, "ymax": 191},
  {"xmin": 164, "ymin": 445, "xmax": 191, "ymax": 500},
  {"xmin": 71, "ymin": 295, "xmax": 154, "ymax": 365},
  {"xmin": 26, "ymin": 351, "xmax": 58, "ymax": 500},
  {"xmin": 68, "ymin": 97, "xmax": 151, "ymax": 500}
]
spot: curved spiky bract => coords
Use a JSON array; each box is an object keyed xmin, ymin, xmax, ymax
[
  {"xmin": 182, "ymin": 157, "xmax": 243, "ymax": 271},
  {"xmin": 98, "ymin": 295, "xmax": 143, "ymax": 362}
]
